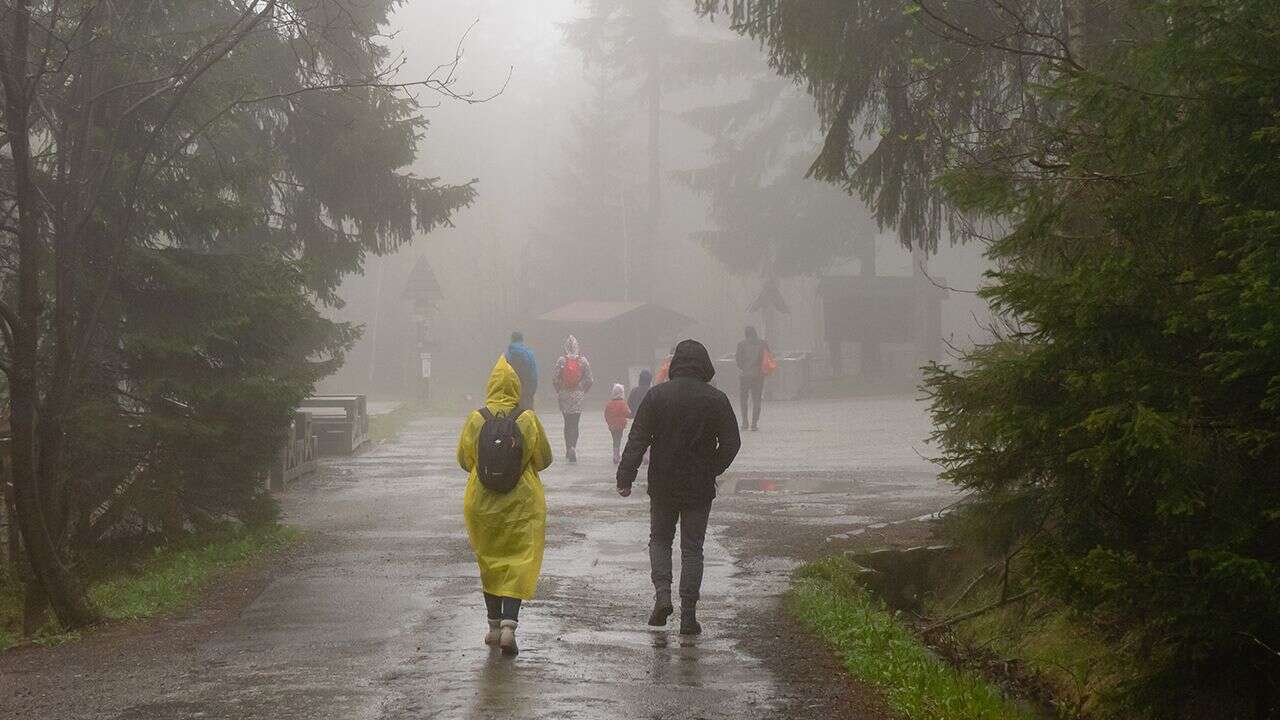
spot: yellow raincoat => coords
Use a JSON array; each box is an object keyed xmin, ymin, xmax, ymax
[{"xmin": 458, "ymin": 356, "xmax": 553, "ymax": 600}]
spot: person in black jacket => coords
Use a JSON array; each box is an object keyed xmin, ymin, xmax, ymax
[
  {"xmin": 627, "ymin": 369, "xmax": 653, "ymax": 415},
  {"xmin": 617, "ymin": 339, "xmax": 742, "ymax": 635},
  {"xmin": 735, "ymin": 326, "xmax": 769, "ymax": 431}
]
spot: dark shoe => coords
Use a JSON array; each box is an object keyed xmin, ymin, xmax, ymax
[
  {"xmin": 648, "ymin": 599, "xmax": 674, "ymax": 626},
  {"xmin": 567, "ymin": 448, "xmax": 577, "ymax": 463},
  {"xmin": 679, "ymin": 608, "xmax": 702, "ymax": 636}
]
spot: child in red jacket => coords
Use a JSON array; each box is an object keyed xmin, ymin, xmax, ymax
[{"xmin": 604, "ymin": 383, "xmax": 631, "ymax": 465}]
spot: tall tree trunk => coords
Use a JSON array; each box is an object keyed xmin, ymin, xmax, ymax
[
  {"xmin": 4, "ymin": 458, "xmax": 18, "ymax": 572},
  {"xmin": 0, "ymin": 1, "xmax": 99, "ymax": 629},
  {"xmin": 857, "ymin": 235, "xmax": 880, "ymax": 376},
  {"xmin": 1063, "ymin": 0, "xmax": 1086, "ymax": 62},
  {"xmin": 643, "ymin": 35, "xmax": 661, "ymax": 303}
]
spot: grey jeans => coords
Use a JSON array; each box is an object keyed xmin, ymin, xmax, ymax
[{"xmin": 649, "ymin": 500, "xmax": 712, "ymax": 608}]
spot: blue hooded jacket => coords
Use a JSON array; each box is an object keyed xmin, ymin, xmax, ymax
[{"xmin": 505, "ymin": 341, "xmax": 538, "ymax": 398}]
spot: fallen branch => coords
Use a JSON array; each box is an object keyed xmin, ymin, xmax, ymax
[
  {"xmin": 923, "ymin": 589, "xmax": 1037, "ymax": 636},
  {"xmin": 947, "ymin": 560, "xmax": 1001, "ymax": 612}
]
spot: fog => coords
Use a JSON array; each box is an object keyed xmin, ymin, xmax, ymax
[{"xmin": 318, "ymin": 0, "xmax": 993, "ymax": 402}]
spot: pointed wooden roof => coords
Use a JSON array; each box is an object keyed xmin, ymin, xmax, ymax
[{"xmin": 402, "ymin": 256, "xmax": 442, "ymax": 301}]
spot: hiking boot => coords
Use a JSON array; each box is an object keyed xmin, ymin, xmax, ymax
[
  {"xmin": 484, "ymin": 619, "xmax": 501, "ymax": 647},
  {"xmin": 499, "ymin": 619, "xmax": 519, "ymax": 656},
  {"xmin": 679, "ymin": 607, "xmax": 702, "ymax": 636},
  {"xmin": 648, "ymin": 597, "xmax": 674, "ymax": 627}
]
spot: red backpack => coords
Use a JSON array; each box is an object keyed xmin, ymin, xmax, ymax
[{"xmin": 560, "ymin": 356, "xmax": 583, "ymax": 390}]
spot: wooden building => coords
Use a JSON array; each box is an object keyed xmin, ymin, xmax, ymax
[
  {"xmin": 818, "ymin": 275, "xmax": 946, "ymax": 377},
  {"xmin": 535, "ymin": 301, "xmax": 694, "ymax": 392}
]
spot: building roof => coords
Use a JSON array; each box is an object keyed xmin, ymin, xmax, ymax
[{"xmin": 537, "ymin": 300, "xmax": 695, "ymax": 329}]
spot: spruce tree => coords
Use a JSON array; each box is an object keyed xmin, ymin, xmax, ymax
[{"xmin": 0, "ymin": 0, "xmax": 474, "ymax": 628}]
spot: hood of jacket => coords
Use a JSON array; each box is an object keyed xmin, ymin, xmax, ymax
[
  {"xmin": 563, "ymin": 334, "xmax": 580, "ymax": 358},
  {"xmin": 637, "ymin": 369, "xmax": 653, "ymax": 388},
  {"xmin": 668, "ymin": 339, "xmax": 715, "ymax": 382},
  {"xmin": 485, "ymin": 355, "xmax": 521, "ymax": 410},
  {"xmin": 611, "ymin": 383, "xmax": 626, "ymax": 400}
]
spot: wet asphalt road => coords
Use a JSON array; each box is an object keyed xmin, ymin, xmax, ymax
[{"xmin": 0, "ymin": 397, "xmax": 956, "ymax": 720}]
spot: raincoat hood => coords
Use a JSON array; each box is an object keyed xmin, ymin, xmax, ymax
[
  {"xmin": 485, "ymin": 356, "xmax": 522, "ymax": 410},
  {"xmin": 563, "ymin": 334, "xmax": 580, "ymax": 358},
  {"xmin": 611, "ymin": 383, "xmax": 626, "ymax": 400},
  {"xmin": 668, "ymin": 339, "xmax": 715, "ymax": 382},
  {"xmin": 637, "ymin": 369, "xmax": 653, "ymax": 388}
]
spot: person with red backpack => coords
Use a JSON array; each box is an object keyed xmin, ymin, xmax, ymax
[
  {"xmin": 552, "ymin": 334, "xmax": 593, "ymax": 462},
  {"xmin": 457, "ymin": 356, "xmax": 553, "ymax": 656}
]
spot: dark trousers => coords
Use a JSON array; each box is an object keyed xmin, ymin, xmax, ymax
[
  {"xmin": 740, "ymin": 376, "xmax": 764, "ymax": 428},
  {"xmin": 563, "ymin": 412, "xmax": 581, "ymax": 451},
  {"xmin": 649, "ymin": 500, "xmax": 712, "ymax": 608},
  {"xmin": 610, "ymin": 428, "xmax": 624, "ymax": 454},
  {"xmin": 483, "ymin": 592, "xmax": 522, "ymax": 621}
]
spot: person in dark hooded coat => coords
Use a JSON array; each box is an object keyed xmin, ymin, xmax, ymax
[
  {"xmin": 627, "ymin": 369, "xmax": 653, "ymax": 415},
  {"xmin": 616, "ymin": 339, "xmax": 741, "ymax": 635}
]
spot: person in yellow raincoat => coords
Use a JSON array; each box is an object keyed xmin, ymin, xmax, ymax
[{"xmin": 458, "ymin": 356, "xmax": 553, "ymax": 656}]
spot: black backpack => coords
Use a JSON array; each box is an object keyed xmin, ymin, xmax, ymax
[{"xmin": 475, "ymin": 407, "xmax": 526, "ymax": 492}]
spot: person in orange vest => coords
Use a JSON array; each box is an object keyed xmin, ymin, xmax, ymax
[
  {"xmin": 604, "ymin": 383, "xmax": 631, "ymax": 465},
  {"xmin": 735, "ymin": 326, "xmax": 772, "ymax": 431},
  {"xmin": 654, "ymin": 346, "xmax": 675, "ymax": 384}
]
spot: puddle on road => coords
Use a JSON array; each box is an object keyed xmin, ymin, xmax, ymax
[
  {"xmin": 723, "ymin": 474, "xmax": 854, "ymax": 494},
  {"xmin": 558, "ymin": 628, "xmax": 725, "ymax": 653}
]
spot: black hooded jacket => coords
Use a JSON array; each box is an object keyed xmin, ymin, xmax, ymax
[
  {"xmin": 617, "ymin": 340, "xmax": 742, "ymax": 505},
  {"xmin": 627, "ymin": 369, "xmax": 653, "ymax": 414}
]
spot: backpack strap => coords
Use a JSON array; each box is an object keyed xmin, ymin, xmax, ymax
[{"xmin": 478, "ymin": 407, "xmax": 494, "ymax": 421}]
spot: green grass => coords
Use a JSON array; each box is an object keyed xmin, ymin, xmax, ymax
[
  {"xmin": 941, "ymin": 589, "xmax": 1133, "ymax": 719},
  {"xmin": 0, "ymin": 524, "xmax": 300, "ymax": 649},
  {"xmin": 788, "ymin": 556, "xmax": 1036, "ymax": 720},
  {"xmin": 90, "ymin": 525, "xmax": 300, "ymax": 620}
]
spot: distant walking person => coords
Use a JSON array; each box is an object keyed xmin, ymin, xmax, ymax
[
  {"xmin": 628, "ymin": 369, "xmax": 653, "ymax": 415},
  {"xmin": 458, "ymin": 356, "xmax": 553, "ymax": 656},
  {"xmin": 553, "ymin": 335, "xmax": 593, "ymax": 462},
  {"xmin": 505, "ymin": 331, "xmax": 538, "ymax": 411},
  {"xmin": 735, "ymin": 326, "xmax": 770, "ymax": 431},
  {"xmin": 605, "ymin": 383, "xmax": 631, "ymax": 465},
  {"xmin": 628, "ymin": 369, "xmax": 654, "ymax": 467},
  {"xmin": 617, "ymin": 340, "xmax": 741, "ymax": 635}
]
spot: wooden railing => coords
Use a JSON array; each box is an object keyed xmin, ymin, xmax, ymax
[
  {"xmin": 269, "ymin": 412, "xmax": 317, "ymax": 491},
  {"xmin": 300, "ymin": 395, "xmax": 370, "ymax": 456}
]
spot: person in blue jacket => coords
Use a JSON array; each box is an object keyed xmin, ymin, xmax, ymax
[{"xmin": 505, "ymin": 331, "xmax": 538, "ymax": 411}]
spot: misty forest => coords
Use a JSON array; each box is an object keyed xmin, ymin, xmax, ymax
[{"xmin": 0, "ymin": 1, "xmax": 1276, "ymax": 719}]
